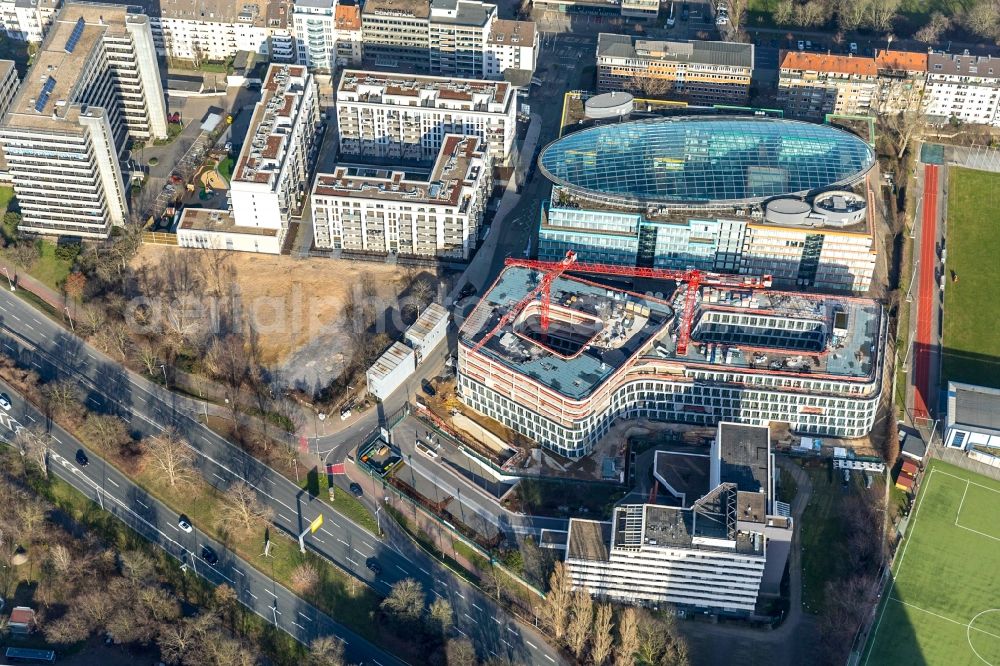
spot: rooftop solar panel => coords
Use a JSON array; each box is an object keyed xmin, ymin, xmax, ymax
[
  {"xmin": 65, "ymin": 16, "xmax": 85, "ymax": 53},
  {"xmin": 34, "ymin": 76, "xmax": 56, "ymax": 112}
]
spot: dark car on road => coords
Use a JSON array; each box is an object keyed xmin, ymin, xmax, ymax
[
  {"xmin": 366, "ymin": 558, "xmax": 382, "ymax": 576},
  {"xmin": 75, "ymin": 449, "xmax": 89, "ymax": 466},
  {"xmin": 201, "ymin": 545, "xmax": 219, "ymax": 565},
  {"xmin": 349, "ymin": 482, "xmax": 364, "ymax": 498}
]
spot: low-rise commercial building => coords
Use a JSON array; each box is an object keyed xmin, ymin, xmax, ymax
[
  {"xmin": 778, "ymin": 51, "xmax": 878, "ymax": 120},
  {"xmin": 311, "ymin": 134, "xmax": 492, "ymax": 259},
  {"xmin": 367, "ymin": 341, "xmax": 416, "ymax": 400},
  {"xmin": 0, "ymin": 2, "xmax": 167, "ymax": 238},
  {"xmin": 925, "ymin": 51, "xmax": 1000, "ymax": 126},
  {"xmin": 566, "ymin": 423, "xmax": 792, "ymax": 613},
  {"xmin": 405, "ymin": 303, "xmax": 449, "ymax": 361},
  {"xmin": 336, "ymin": 69, "xmax": 517, "ymax": 164},
  {"xmin": 458, "ymin": 265, "xmax": 886, "ymax": 459},
  {"xmin": 597, "ymin": 34, "xmax": 754, "ymax": 105}
]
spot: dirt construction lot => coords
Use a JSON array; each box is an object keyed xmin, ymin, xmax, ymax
[{"xmin": 135, "ymin": 245, "xmax": 428, "ymax": 391}]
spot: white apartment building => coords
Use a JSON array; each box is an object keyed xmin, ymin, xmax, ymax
[
  {"xmin": 292, "ymin": 0, "xmax": 362, "ymax": 72},
  {"xmin": 925, "ymin": 51, "xmax": 1000, "ymax": 126},
  {"xmin": 778, "ymin": 51, "xmax": 878, "ymax": 120},
  {"xmin": 566, "ymin": 423, "xmax": 793, "ymax": 613},
  {"xmin": 0, "ymin": 3, "xmax": 167, "ymax": 238},
  {"xmin": 596, "ymin": 34, "xmax": 754, "ymax": 105},
  {"xmin": 360, "ymin": 0, "xmax": 536, "ymax": 79},
  {"xmin": 180, "ymin": 64, "xmax": 319, "ymax": 252},
  {"xmin": 336, "ymin": 69, "xmax": 517, "ymax": 164},
  {"xmin": 485, "ymin": 19, "xmax": 537, "ymax": 78},
  {"xmin": 145, "ymin": 0, "xmax": 294, "ymax": 64},
  {"xmin": 458, "ymin": 266, "xmax": 886, "ymax": 459},
  {"xmin": 0, "ymin": 0, "xmax": 59, "ymax": 41},
  {"xmin": 311, "ymin": 134, "xmax": 491, "ymax": 259}
]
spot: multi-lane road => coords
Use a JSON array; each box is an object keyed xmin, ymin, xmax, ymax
[
  {"xmin": 0, "ymin": 289, "xmax": 563, "ymax": 665},
  {"xmin": 0, "ymin": 379, "xmax": 406, "ymax": 666}
]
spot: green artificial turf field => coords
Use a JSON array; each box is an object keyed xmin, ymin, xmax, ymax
[{"xmin": 862, "ymin": 460, "xmax": 1000, "ymax": 665}]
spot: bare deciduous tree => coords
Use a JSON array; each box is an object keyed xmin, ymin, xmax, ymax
[
  {"xmin": 290, "ymin": 562, "xmax": 320, "ymax": 594},
  {"xmin": 220, "ymin": 481, "xmax": 272, "ymax": 534},
  {"xmin": 566, "ymin": 587, "xmax": 594, "ymax": 659},
  {"xmin": 445, "ymin": 638, "xmax": 477, "ymax": 666},
  {"xmin": 615, "ymin": 607, "xmax": 641, "ymax": 666},
  {"xmin": 308, "ymin": 636, "xmax": 346, "ymax": 666},
  {"xmin": 381, "ymin": 578, "xmax": 424, "ymax": 622},
  {"xmin": 82, "ymin": 414, "xmax": 129, "ymax": 455},
  {"xmin": 158, "ymin": 616, "xmax": 202, "ymax": 665},
  {"xmin": 591, "ymin": 604, "xmax": 614, "ymax": 666},
  {"xmin": 915, "ymin": 11, "xmax": 950, "ymax": 43},
  {"xmin": 429, "ymin": 596, "xmax": 454, "ymax": 635},
  {"xmin": 14, "ymin": 426, "xmax": 48, "ymax": 478},
  {"xmin": 42, "ymin": 379, "xmax": 82, "ymax": 421},
  {"xmin": 146, "ymin": 430, "xmax": 195, "ymax": 488},
  {"xmin": 540, "ymin": 561, "xmax": 572, "ymax": 642}
]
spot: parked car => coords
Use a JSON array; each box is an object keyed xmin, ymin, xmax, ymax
[
  {"xmin": 349, "ymin": 482, "xmax": 364, "ymax": 498},
  {"xmin": 0, "ymin": 393, "xmax": 10, "ymax": 411},
  {"xmin": 201, "ymin": 545, "xmax": 219, "ymax": 565},
  {"xmin": 366, "ymin": 558, "xmax": 383, "ymax": 576},
  {"xmin": 75, "ymin": 449, "xmax": 89, "ymax": 467},
  {"xmin": 797, "ymin": 40, "xmax": 805, "ymax": 50},
  {"xmin": 421, "ymin": 380, "xmax": 437, "ymax": 397},
  {"xmin": 178, "ymin": 515, "xmax": 193, "ymax": 533}
]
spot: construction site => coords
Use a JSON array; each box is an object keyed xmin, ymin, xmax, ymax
[{"xmin": 456, "ymin": 252, "xmax": 887, "ymax": 460}]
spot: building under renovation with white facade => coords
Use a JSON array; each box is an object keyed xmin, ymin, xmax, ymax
[{"xmin": 565, "ymin": 423, "xmax": 793, "ymax": 614}]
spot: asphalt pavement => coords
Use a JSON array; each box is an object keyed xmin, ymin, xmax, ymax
[
  {"xmin": 0, "ymin": 379, "xmax": 405, "ymax": 666},
  {"xmin": 0, "ymin": 289, "xmax": 564, "ymax": 665}
]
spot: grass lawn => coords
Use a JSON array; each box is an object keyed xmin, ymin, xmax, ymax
[
  {"xmin": 28, "ymin": 240, "xmax": 73, "ymax": 291},
  {"xmin": 218, "ymin": 156, "xmax": 235, "ymax": 182},
  {"xmin": 862, "ymin": 461, "xmax": 1000, "ymax": 665},
  {"xmin": 798, "ymin": 461, "xmax": 853, "ymax": 613},
  {"xmin": 328, "ymin": 488, "xmax": 380, "ymax": 535},
  {"xmin": 942, "ymin": 168, "xmax": 1000, "ymax": 389},
  {"xmin": 0, "ymin": 185, "xmax": 14, "ymax": 212}
]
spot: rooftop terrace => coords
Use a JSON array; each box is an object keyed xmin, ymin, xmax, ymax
[{"xmin": 460, "ymin": 266, "xmax": 882, "ymax": 399}]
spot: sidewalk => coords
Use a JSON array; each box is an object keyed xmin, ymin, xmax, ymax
[{"xmin": 0, "ymin": 258, "xmax": 66, "ymax": 312}]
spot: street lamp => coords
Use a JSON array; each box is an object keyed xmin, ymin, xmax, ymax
[
  {"xmin": 375, "ymin": 504, "xmax": 383, "ymax": 536},
  {"xmin": 2, "ymin": 267, "xmax": 13, "ymax": 291},
  {"xmin": 159, "ymin": 364, "xmax": 168, "ymax": 385},
  {"xmin": 64, "ymin": 307, "xmax": 75, "ymax": 333},
  {"xmin": 904, "ymin": 259, "xmax": 919, "ymax": 303}
]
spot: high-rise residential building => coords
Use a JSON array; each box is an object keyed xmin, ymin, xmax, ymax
[
  {"xmin": 596, "ymin": 34, "xmax": 754, "ymax": 105},
  {"xmin": 925, "ymin": 51, "xmax": 1000, "ymax": 126},
  {"xmin": 874, "ymin": 49, "xmax": 927, "ymax": 114},
  {"xmin": 311, "ymin": 134, "xmax": 491, "ymax": 259},
  {"xmin": 778, "ymin": 51, "xmax": 878, "ymax": 120},
  {"xmin": 293, "ymin": 0, "xmax": 362, "ymax": 72},
  {"xmin": 458, "ymin": 265, "xmax": 886, "ymax": 459},
  {"xmin": 360, "ymin": 0, "xmax": 535, "ymax": 79},
  {"xmin": 565, "ymin": 423, "xmax": 793, "ymax": 613},
  {"xmin": 534, "ymin": 116, "xmax": 878, "ymax": 293},
  {"xmin": 335, "ymin": 69, "xmax": 517, "ymax": 164},
  {"xmin": 178, "ymin": 64, "xmax": 320, "ymax": 253},
  {"xmin": 0, "ymin": 2, "xmax": 167, "ymax": 238}
]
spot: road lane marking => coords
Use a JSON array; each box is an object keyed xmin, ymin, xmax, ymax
[
  {"xmin": 491, "ymin": 617, "xmax": 501, "ymax": 625},
  {"xmin": 136, "ymin": 499, "xmax": 149, "ymax": 509},
  {"xmin": 338, "ymin": 539, "xmax": 349, "ymax": 546},
  {"xmin": 234, "ymin": 569, "xmax": 244, "ymax": 576},
  {"xmin": 545, "ymin": 655, "xmax": 555, "ymax": 662},
  {"xmin": 277, "ymin": 513, "xmax": 291, "ymax": 522},
  {"xmin": 431, "ymin": 589, "xmax": 443, "ymax": 598},
  {"xmin": 526, "ymin": 641, "xmax": 537, "ymax": 649},
  {"xmin": 248, "ymin": 592, "xmax": 258, "ymax": 600},
  {"xmin": 107, "ymin": 477, "xmax": 120, "ymax": 488},
  {"xmin": 212, "ymin": 472, "xmax": 226, "ymax": 482},
  {"xmin": 456, "ymin": 628, "xmax": 467, "ymax": 637},
  {"xmin": 265, "ymin": 589, "xmax": 278, "ymax": 598},
  {"xmin": 298, "ymin": 611, "xmax": 312, "ymax": 621},
  {"xmin": 320, "ymin": 528, "xmax": 335, "ymax": 537},
  {"xmin": 472, "ymin": 603, "xmax": 483, "ymax": 611},
  {"xmin": 359, "ymin": 541, "xmax": 374, "ymax": 552},
  {"xmin": 292, "ymin": 621, "xmax": 305, "ymax": 630},
  {"xmin": 463, "ymin": 613, "xmax": 474, "ymax": 621},
  {"xmin": 419, "ymin": 567, "xmax": 430, "ymax": 575},
  {"xmin": 507, "ymin": 627, "xmax": 517, "ymax": 634},
  {"xmin": 346, "ymin": 557, "xmax": 359, "ymax": 566},
  {"xmin": 314, "ymin": 536, "xmax": 326, "ymax": 544},
  {"xmin": 396, "ymin": 564, "xmax": 408, "ymax": 574},
  {"xmin": 455, "ymin": 591, "xmax": 465, "ymax": 599},
  {"xmin": 502, "ymin": 639, "xmax": 513, "ymax": 648}
]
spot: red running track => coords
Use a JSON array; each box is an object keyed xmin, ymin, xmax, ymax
[{"xmin": 913, "ymin": 164, "xmax": 939, "ymax": 419}]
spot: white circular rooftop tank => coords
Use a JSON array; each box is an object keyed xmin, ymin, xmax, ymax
[
  {"xmin": 764, "ymin": 198, "xmax": 812, "ymax": 226},
  {"xmin": 584, "ymin": 91, "xmax": 634, "ymax": 120},
  {"xmin": 812, "ymin": 190, "xmax": 867, "ymax": 227}
]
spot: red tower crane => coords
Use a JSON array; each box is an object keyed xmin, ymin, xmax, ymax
[{"xmin": 468, "ymin": 252, "xmax": 772, "ymax": 357}]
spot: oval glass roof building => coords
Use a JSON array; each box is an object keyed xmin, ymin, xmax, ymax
[{"xmin": 538, "ymin": 117, "xmax": 876, "ymax": 207}]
